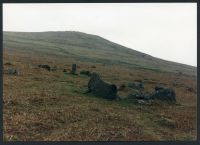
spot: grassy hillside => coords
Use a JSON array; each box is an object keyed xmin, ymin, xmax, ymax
[
  {"xmin": 3, "ymin": 31, "xmax": 197, "ymax": 141},
  {"xmin": 3, "ymin": 31, "xmax": 196, "ymax": 76}
]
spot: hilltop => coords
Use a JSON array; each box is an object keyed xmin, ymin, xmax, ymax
[{"xmin": 3, "ymin": 31, "xmax": 196, "ymax": 76}]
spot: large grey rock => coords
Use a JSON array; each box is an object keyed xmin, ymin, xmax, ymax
[
  {"xmin": 150, "ymin": 86, "xmax": 176, "ymax": 102},
  {"xmin": 88, "ymin": 73, "xmax": 117, "ymax": 100}
]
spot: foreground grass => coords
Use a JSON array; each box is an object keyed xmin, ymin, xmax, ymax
[{"xmin": 3, "ymin": 52, "xmax": 197, "ymax": 141}]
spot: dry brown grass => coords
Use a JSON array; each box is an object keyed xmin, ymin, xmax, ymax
[{"xmin": 3, "ymin": 50, "xmax": 197, "ymax": 141}]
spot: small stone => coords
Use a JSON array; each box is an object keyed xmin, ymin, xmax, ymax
[
  {"xmin": 38, "ymin": 64, "xmax": 51, "ymax": 71},
  {"xmin": 71, "ymin": 64, "xmax": 77, "ymax": 74}
]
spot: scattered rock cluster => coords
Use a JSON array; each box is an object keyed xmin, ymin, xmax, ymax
[
  {"xmin": 6, "ymin": 61, "xmax": 178, "ymax": 103},
  {"xmin": 128, "ymin": 85, "xmax": 176, "ymax": 102}
]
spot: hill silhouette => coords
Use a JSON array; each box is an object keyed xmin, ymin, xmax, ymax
[{"xmin": 3, "ymin": 31, "xmax": 196, "ymax": 76}]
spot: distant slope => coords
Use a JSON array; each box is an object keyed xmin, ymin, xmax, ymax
[{"xmin": 3, "ymin": 31, "xmax": 196, "ymax": 76}]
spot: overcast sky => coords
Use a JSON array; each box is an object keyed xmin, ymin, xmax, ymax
[{"xmin": 3, "ymin": 3, "xmax": 197, "ymax": 66}]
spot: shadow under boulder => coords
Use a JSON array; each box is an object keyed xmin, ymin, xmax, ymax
[{"xmin": 87, "ymin": 73, "xmax": 117, "ymax": 100}]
